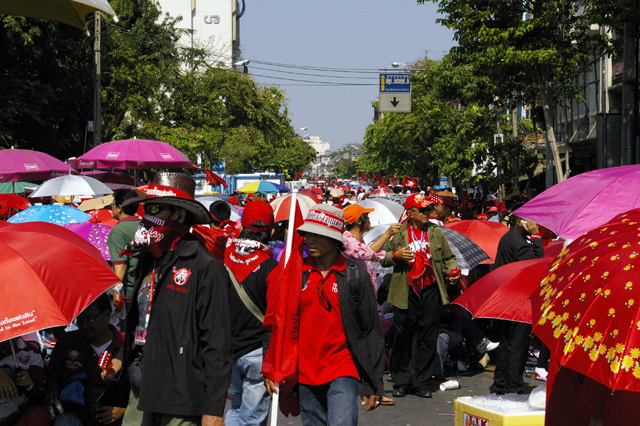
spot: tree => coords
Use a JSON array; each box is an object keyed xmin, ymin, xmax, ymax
[
  {"xmin": 361, "ymin": 58, "xmax": 499, "ymax": 187},
  {"xmin": 418, "ymin": 0, "xmax": 610, "ymax": 182}
]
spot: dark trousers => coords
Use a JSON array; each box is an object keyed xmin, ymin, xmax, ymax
[
  {"xmin": 460, "ymin": 308, "xmax": 485, "ymax": 349},
  {"xmin": 390, "ymin": 285, "xmax": 441, "ymax": 392},
  {"xmin": 490, "ymin": 320, "xmax": 531, "ymax": 394}
]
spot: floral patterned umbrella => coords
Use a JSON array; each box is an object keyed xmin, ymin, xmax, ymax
[
  {"xmin": 7, "ymin": 205, "xmax": 90, "ymax": 225},
  {"xmin": 531, "ymin": 208, "xmax": 640, "ymax": 390},
  {"xmin": 63, "ymin": 222, "xmax": 112, "ymax": 261}
]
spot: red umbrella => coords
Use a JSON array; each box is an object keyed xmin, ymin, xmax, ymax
[
  {"xmin": 453, "ymin": 258, "xmax": 552, "ymax": 323},
  {"xmin": 444, "ymin": 220, "xmax": 509, "ymax": 263},
  {"xmin": 298, "ymin": 188, "xmax": 322, "ymax": 202},
  {"xmin": 531, "ymin": 208, "xmax": 640, "ymax": 391},
  {"xmin": 0, "ymin": 194, "xmax": 31, "ymax": 219},
  {"xmin": 369, "ymin": 188, "xmax": 393, "ymax": 198},
  {"xmin": 0, "ymin": 222, "xmax": 120, "ymax": 341},
  {"xmin": 338, "ymin": 185, "xmax": 351, "ymax": 191}
]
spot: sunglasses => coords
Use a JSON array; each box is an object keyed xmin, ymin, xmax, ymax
[
  {"xmin": 316, "ymin": 281, "xmax": 332, "ymax": 312},
  {"xmin": 144, "ymin": 204, "xmax": 175, "ymax": 215},
  {"xmin": 411, "ymin": 207, "xmax": 430, "ymax": 214}
]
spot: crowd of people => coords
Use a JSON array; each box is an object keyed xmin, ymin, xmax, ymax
[{"xmin": 3, "ymin": 174, "xmax": 625, "ymax": 426}]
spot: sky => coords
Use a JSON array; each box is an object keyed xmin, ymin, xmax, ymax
[{"xmin": 239, "ymin": 0, "xmax": 457, "ymax": 151}]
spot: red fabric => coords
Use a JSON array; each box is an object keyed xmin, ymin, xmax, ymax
[
  {"xmin": 378, "ymin": 176, "xmax": 388, "ymax": 187},
  {"xmin": 406, "ymin": 227, "xmax": 436, "ymax": 295},
  {"xmin": 263, "ymin": 202, "xmax": 304, "ymax": 417},
  {"xmin": 192, "ymin": 225, "xmax": 238, "ymax": 262},
  {"xmin": 224, "ymin": 238, "xmax": 273, "ymax": 283},
  {"xmin": 403, "ymin": 176, "xmax": 418, "ymax": 188},
  {"xmin": 241, "ymin": 200, "xmax": 274, "ymax": 232},
  {"xmin": 205, "ymin": 169, "xmax": 228, "ymax": 187},
  {"xmin": 299, "ymin": 255, "xmax": 359, "ymax": 385},
  {"xmin": 14, "ymin": 406, "xmax": 51, "ymax": 426},
  {"xmin": 425, "ymin": 195, "xmax": 443, "ymax": 205}
]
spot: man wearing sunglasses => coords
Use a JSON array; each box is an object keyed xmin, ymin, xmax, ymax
[
  {"xmin": 382, "ymin": 194, "xmax": 459, "ymax": 399},
  {"xmin": 119, "ymin": 172, "xmax": 232, "ymax": 426}
]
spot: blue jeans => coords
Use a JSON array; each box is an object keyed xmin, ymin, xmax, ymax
[
  {"xmin": 298, "ymin": 376, "xmax": 361, "ymax": 426},
  {"xmin": 225, "ymin": 348, "xmax": 271, "ymax": 426},
  {"xmin": 435, "ymin": 329, "xmax": 463, "ymax": 376}
]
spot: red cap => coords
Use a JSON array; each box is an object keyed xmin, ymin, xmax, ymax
[
  {"xmin": 498, "ymin": 202, "xmax": 507, "ymax": 212},
  {"xmin": 241, "ymin": 200, "xmax": 274, "ymax": 232},
  {"xmin": 405, "ymin": 194, "xmax": 430, "ymax": 210},
  {"xmin": 488, "ymin": 206, "xmax": 498, "ymax": 212},
  {"xmin": 229, "ymin": 197, "xmax": 239, "ymax": 205}
]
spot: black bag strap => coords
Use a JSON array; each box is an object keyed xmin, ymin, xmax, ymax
[
  {"xmin": 225, "ymin": 265, "xmax": 265, "ymax": 323},
  {"xmin": 346, "ymin": 260, "xmax": 360, "ymax": 303}
]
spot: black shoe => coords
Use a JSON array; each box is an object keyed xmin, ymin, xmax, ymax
[
  {"xmin": 392, "ymin": 388, "xmax": 408, "ymax": 398},
  {"xmin": 414, "ymin": 389, "xmax": 433, "ymax": 398}
]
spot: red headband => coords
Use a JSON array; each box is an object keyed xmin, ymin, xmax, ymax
[
  {"xmin": 304, "ymin": 209, "xmax": 345, "ymax": 233},
  {"xmin": 143, "ymin": 184, "xmax": 193, "ymax": 200}
]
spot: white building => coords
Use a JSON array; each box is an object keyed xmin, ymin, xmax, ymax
[
  {"xmin": 152, "ymin": 0, "xmax": 240, "ymax": 67},
  {"xmin": 303, "ymin": 135, "xmax": 331, "ymax": 157}
]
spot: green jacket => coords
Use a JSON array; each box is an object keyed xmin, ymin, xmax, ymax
[{"xmin": 381, "ymin": 222, "xmax": 457, "ymax": 309}]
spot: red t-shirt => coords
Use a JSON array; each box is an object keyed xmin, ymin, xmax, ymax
[{"xmin": 299, "ymin": 254, "xmax": 360, "ymax": 385}]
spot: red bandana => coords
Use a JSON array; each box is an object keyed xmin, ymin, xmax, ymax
[
  {"xmin": 224, "ymin": 238, "xmax": 273, "ymax": 283},
  {"xmin": 406, "ymin": 226, "xmax": 436, "ymax": 295}
]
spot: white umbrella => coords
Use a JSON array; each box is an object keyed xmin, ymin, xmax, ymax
[
  {"xmin": 193, "ymin": 198, "xmax": 240, "ymax": 222},
  {"xmin": 356, "ymin": 198, "xmax": 403, "ymax": 227},
  {"xmin": 29, "ymin": 175, "xmax": 113, "ymax": 198},
  {"xmin": 1, "ymin": 0, "xmax": 118, "ymax": 31}
]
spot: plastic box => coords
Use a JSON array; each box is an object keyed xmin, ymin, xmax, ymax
[{"xmin": 454, "ymin": 396, "xmax": 545, "ymax": 426}]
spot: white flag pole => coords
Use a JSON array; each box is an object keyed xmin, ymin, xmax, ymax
[{"xmin": 268, "ymin": 190, "xmax": 298, "ymax": 426}]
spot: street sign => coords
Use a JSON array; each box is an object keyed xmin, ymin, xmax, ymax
[
  {"xmin": 379, "ymin": 93, "xmax": 411, "ymax": 113},
  {"xmin": 379, "ymin": 73, "xmax": 411, "ymax": 93},
  {"xmin": 343, "ymin": 153, "xmax": 350, "ymax": 159}
]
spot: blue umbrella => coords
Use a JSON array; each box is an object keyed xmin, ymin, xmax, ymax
[
  {"xmin": 440, "ymin": 227, "xmax": 490, "ymax": 270},
  {"xmin": 7, "ymin": 205, "xmax": 91, "ymax": 225},
  {"xmin": 272, "ymin": 183, "xmax": 290, "ymax": 193}
]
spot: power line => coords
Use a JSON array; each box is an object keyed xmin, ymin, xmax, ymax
[
  {"xmin": 249, "ymin": 73, "xmax": 378, "ymax": 86},
  {"xmin": 250, "ymin": 65, "xmax": 379, "ymax": 80},
  {"xmin": 248, "ymin": 59, "xmax": 382, "ymax": 74}
]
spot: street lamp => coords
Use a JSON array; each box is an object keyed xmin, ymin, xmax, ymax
[
  {"xmin": 391, "ymin": 62, "xmax": 407, "ymax": 68},
  {"xmin": 234, "ymin": 59, "xmax": 250, "ymax": 74}
]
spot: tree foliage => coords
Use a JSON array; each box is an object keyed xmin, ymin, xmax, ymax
[
  {"xmin": 0, "ymin": 0, "xmax": 312, "ymax": 175},
  {"xmin": 418, "ymin": 0, "xmax": 610, "ymax": 182}
]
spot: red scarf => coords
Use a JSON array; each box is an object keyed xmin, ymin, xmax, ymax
[
  {"xmin": 406, "ymin": 225, "xmax": 437, "ymax": 295},
  {"xmin": 224, "ymin": 238, "xmax": 273, "ymax": 283},
  {"xmin": 193, "ymin": 224, "xmax": 239, "ymax": 262}
]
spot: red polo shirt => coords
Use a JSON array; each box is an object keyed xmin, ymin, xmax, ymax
[{"xmin": 299, "ymin": 254, "xmax": 360, "ymax": 385}]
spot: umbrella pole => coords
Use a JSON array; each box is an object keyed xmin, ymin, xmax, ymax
[{"xmin": 9, "ymin": 339, "xmax": 18, "ymax": 370}]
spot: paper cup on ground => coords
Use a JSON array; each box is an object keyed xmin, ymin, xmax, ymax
[{"xmin": 440, "ymin": 379, "xmax": 460, "ymax": 391}]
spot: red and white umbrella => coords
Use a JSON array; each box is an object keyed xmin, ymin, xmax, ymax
[
  {"xmin": 369, "ymin": 187, "xmax": 394, "ymax": 198},
  {"xmin": 272, "ymin": 194, "xmax": 317, "ymax": 222}
]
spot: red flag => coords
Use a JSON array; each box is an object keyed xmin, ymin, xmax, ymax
[
  {"xmin": 205, "ymin": 169, "xmax": 228, "ymax": 187},
  {"xmin": 378, "ymin": 176, "xmax": 388, "ymax": 187},
  {"xmin": 403, "ymin": 175, "xmax": 418, "ymax": 188},
  {"xmin": 263, "ymin": 201, "xmax": 304, "ymax": 417}
]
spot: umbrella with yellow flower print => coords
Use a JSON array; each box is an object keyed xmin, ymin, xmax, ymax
[{"xmin": 531, "ymin": 208, "xmax": 640, "ymax": 390}]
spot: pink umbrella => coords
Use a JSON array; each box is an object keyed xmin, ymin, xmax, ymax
[
  {"xmin": 76, "ymin": 139, "xmax": 194, "ymax": 170},
  {"xmin": 63, "ymin": 222, "xmax": 112, "ymax": 261},
  {"xmin": 0, "ymin": 148, "xmax": 73, "ymax": 182},
  {"xmin": 512, "ymin": 165, "xmax": 640, "ymax": 239}
]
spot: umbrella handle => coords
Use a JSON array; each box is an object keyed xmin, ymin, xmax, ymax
[{"xmin": 9, "ymin": 339, "xmax": 19, "ymax": 370}]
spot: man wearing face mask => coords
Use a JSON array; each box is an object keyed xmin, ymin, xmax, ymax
[
  {"xmin": 119, "ymin": 172, "xmax": 232, "ymax": 426},
  {"xmin": 381, "ymin": 194, "xmax": 459, "ymax": 399}
]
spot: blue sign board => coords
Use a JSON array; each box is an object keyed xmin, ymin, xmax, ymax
[{"xmin": 380, "ymin": 73, "xmax": 411, "ymax": 93}]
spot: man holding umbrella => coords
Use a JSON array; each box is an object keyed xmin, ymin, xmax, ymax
[
  {"xmin": 382, "ymin": 194, "xmax": 459, "ymax": 398},
  {"xmin": 120, "ymin": 172, "xmax": 232, "ymax": 426}
]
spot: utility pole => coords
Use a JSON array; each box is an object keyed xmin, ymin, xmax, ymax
[
  {"xmin": 512, "ymin": 106, "xmax": 519, "ymax": 192},
  {"xmin": 621, "ymin": 5, "xmax": 637, "ymax": 166},
  {"xmin": 93, "ymin": 12, "xmax": 101, "ymax": 146}
]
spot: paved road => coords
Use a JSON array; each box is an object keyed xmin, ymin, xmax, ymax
[{"xmin": 225, "ymin": 364, "xmax": 545, "ymax": 426}]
